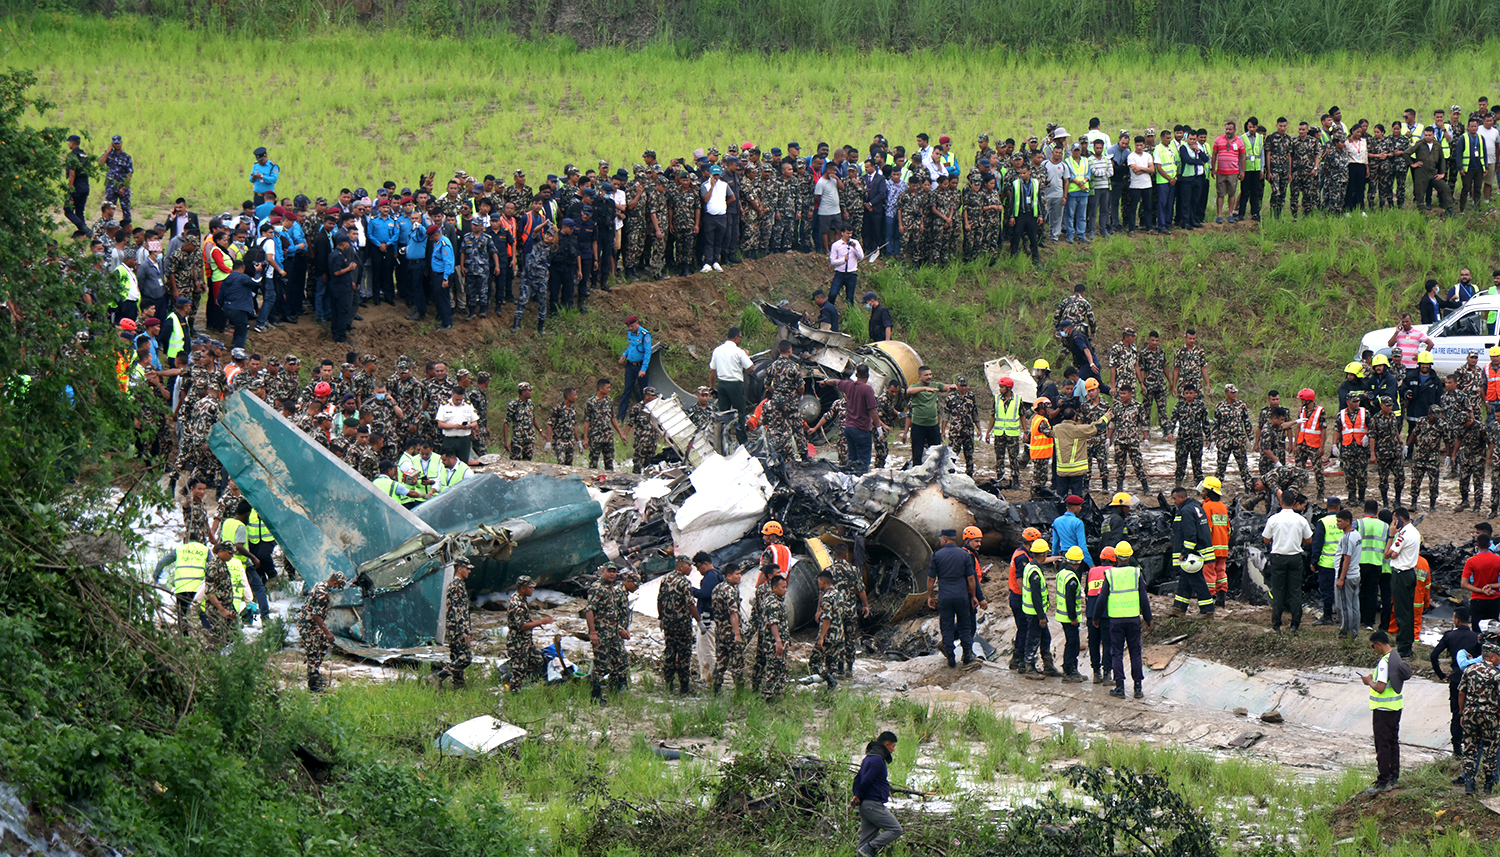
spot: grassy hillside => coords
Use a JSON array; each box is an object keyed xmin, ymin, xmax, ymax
[{"xmin": 12, "ymin": 15, "xmax": 1500, "ymax": 208}]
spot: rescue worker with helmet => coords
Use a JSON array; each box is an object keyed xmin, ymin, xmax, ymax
[
  {"xmin": 1293, "ymin": 387, "xmax": 1328, "ymax": 497},
  {"xmin": 1007, "ymin": 527, "xmax": 1042, "ymax": 670},
  {"xmin": 1094, "ymin": 541, "xmax": 1153, "ymax": 699},
  {"xmin": 1028, "ymin": 395, "xmax": 1055, "ymax": 492},
  {"xmin": 1019, "ymin": 538, "xmax": 1062, "ymax": 679},
  {"xmin": 1337, "ymin": 361, "xmax": 1367, "ymax": 411},
  {"xmin": 752, "ymin": 520, "xmax": 791, "ymax": 691},
  {"xmin": 1169, "ymin": 485, "xmax": 1215, "ymax": 616},
  {"xmin": 1367, "ymin": 354, "xmax": 1400, "ymax": 420},
  {"xmin": 1055, "ymin": 546, "xmax": 1088, "ymax": 682},
  {"xmin": 1199, "ymin": 478, "xmax": 1231, "ymax": 607},
  {"xmin": 1085, "ymin": 545, "xmax": 1117, "ymax": 684}
]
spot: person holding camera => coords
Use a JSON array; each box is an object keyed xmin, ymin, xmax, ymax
[{"xmin": 436, "ymin": 385, "xmax": 479, "ymax": 463}]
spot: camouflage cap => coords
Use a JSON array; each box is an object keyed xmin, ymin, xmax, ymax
[
  {"xmin": 285, "ymin": 353, "xmax": 300, "ymax": 363},
  {"xmin": 728, "ymin": 143, "xmax": 740, "ymax": 153},
  {"xmin": 267, "ymin": 357, "xmax": 282, "ymax": 367},
  {"xmin": 215, "ymin": 540, "xmax": 234, "ymax": 553},
  {"xmin": 247, "ymin": 376, "xmax": 266, "ymax": 390},
  {"xmin": 642, "ymin": 386, "xmax": 659, "ymax": 397},
  {"xmin": 340, "ymin": 362, "xmax": 354, "ymax": 372},
  {"xmin": 707, "ymin": 146, "xmax": 720, "ymax": 156},
  {"xmin": 328, "ymin": 571, "xmax": 347, "ymax": 587},
  {"xmin": 476, "ymin": 371, "xmax": 491, "ymax": 383},
  {"xmin": 620, "ymin": 569, "xmax": 640, "ymax": 583},
  {"xmin": 360, "ymin": 354, "xmax": 378, "ymax": 365},
  {"xmin": 1485, "ymin": 642, "xmax": 1500, "ymax": 656},
  {"xmin": 650, "ymin": 164, "xmax": 665, "ymax": 174},
  {"xmin": 598, "ymin": 159, "xmax": 610, "ymax": 169},
  {"xmin": 397, "ymin": 355, "xmax": 413, "ymax": 370},
  {"xmin": 1122, "ymin": 327, "xmax": 1136, "ymax": 336},
  {"xmin": 453, "ymin": 556, "xmax": 474, "ymax": 568},
  {"xmin": 697, "ymin": 386, "xmax": 712, "ymax": 395},
  {"xmin": 456, "ymin": 368, "xmax": 471, "ymax": 378},
  {"xmin": 598, "ymin": 562, "xmax": 619, "ymax": 572},
  {"xmin": 633, "ymin": 164, "xmax": 646, "ymax": 175},
  {"xmin": 517, "ymin": 381, "xmax": 531, "ymax": 390},
  {"xmin": 515, "ymin": 575, "xmax": 536, "ymax": 588},
  {"xmin": 314, "ymin": 196, "xmax": 329, "ymax": 205},
  {"xmin": 978, "ymin": 133, "xmax": 990, "ymax": 142}
]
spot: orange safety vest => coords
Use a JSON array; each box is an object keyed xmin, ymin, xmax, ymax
[
  {"xmin": 1029, "ymin": 414, "xmax": 1054, "ymax": 460},
  {"xmin": 1008, "ymin": 547, "xmax": 1027, "ymax": 595},
  {"xmin": 1086, "ymin": 565, "xmax": 1109, "ymax": 597},
  {"xmin": 224, "ymin": 364, "xmax": 242, "ymax": 388},
  {"xmin": 1486, "ymin": 364, "xmax": 1500, "ymax": 401},
  {"xmin": 1202, "ymin": 499, "xmax": 1230, "ymax": 558},
  {"xmin": 1339, "ymin": 408, "xmax": 1368, "ymax": 447},
  {"xmin": 766, "ymin": 543, "xmax": 792, "ymax": 576},
  {"xmin": 1297, "ymin": 404, "xmax": 1324, "ymax": 448}
]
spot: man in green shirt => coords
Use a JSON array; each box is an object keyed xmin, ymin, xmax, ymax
[{"xmin": 903, "ymin": 365, "xmax": 955, "ymax": 468}]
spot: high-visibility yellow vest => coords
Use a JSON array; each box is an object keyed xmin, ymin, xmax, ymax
[
  {"xmin": 172, "ymin": 542, "xmax": 210, "ymax": 595},
  {"xmin": 992, "ymin": 394, "xmax": 1020, "ymax": 437},
  {"xmin": 166, "ymin": 312, "xmax": 188, "ymax": 361},
  {"xmin": 1316, "ymin": 515, "xmax": 1340, "ymax": 569},
  {"xmin": 1460, "ymin": 132, "xmax": 1487, "ymax": 168},
  {"xmin": 1064, "ymin": 157, "xmax": 1090, "ymax": 193},
  {"xmin": 1106, "ymin": 565, "xmax": 1143, "ymax": 618},
  {"xmin": 373, "ymin": 474, "xmax": 404, "ymax": 500},
  {"xmin": 1020, "ymin": 562, "xmax": 1050, "ymax": 616},
  {"xmin": 1153, "ymin": 143, "xmax": 1178, "ymax": 183},
  {"xmin": 1358, "ymin": 517, "xmax": 1388, "ymax": 566},
  {"xmin": 435, "ymin": 460, "xmax": 470, "ymax": 493},
  {"xmin": 1054, "ymin": 567, "xmax": 1083, "ymax": 623},
  {"xmin": 228, "ymin": 556, "xmax": 249, "ymax": 614},
  {"xmin": 220, "ymin": 517, "xmax": 246, "ymax": 548},
  {"xmin": 1010, "ymin": 178, "xmax": 1040, "ymax": 216},
  {"xmin": 1368, "ymin": 653, "xmax": 1404, "ymax": 711},
  {"xmin": 1244, "ymin": 134, "xmax": 1264, "ymax": 170},
  {"xmin": 247, "ymin": 509, "xmax": 271, "ymax": 544}
]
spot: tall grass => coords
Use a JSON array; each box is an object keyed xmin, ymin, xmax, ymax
[
  {"xmin": 13, "ymin": 0, "xmax": 1500, "ymax": 55},
  {"xmin": 12, "ymin": 14, "xmax": 1500, "ymax": 209}
]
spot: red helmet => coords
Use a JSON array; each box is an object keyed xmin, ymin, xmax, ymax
[{"xmin": 314, "ymin": 381, "xmax": 332, "ymax": 397}]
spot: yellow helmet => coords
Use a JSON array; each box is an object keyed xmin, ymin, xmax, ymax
[
  {"xmin": 1114, "ymin": 541, "xmax": 1135, "ymax": 558},
  {"xmin": 1064, "ymin": 546, "xmax": 1084, "ymax": 562},
  {"xmin": 1372, "ymin": 354, "xmax": 1391, "ymax": 367},
  {"xmin": 1029, "ymin": 539, "xmax": 1050, "ymax": 553},
  {"xmin": 1489, "ymin": 346, "xmax": 1500, "ymax": 357},
  {"xmin": 1343, "ymin": 362, "xmax": 1364, "ymax": 377},
  {"xmin": 1416, "ymin": 351, "xmax": 1434, "ymax": 364},
  {"xmin": 1110, "ymin": 492, "xmax": 1134, "ymax": 507},
  {"xmin": 1033, "ymin": 358, "xmax": 1050, "ymax": 371},
  {"xmin": 1199, "ymin": 476, "xmax": 1223, "ymax": 493}
]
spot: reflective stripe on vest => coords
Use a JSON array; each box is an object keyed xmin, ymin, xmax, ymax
[
  {"xmin": 1297, "ymin": 405, "xmax": 1324, "ymax": 448},
  {"xmin": 436, "ymin": 460, "xmax": 470, "ymax": 492},
  {"xmin": 373, "ymin": 474, "xmax": 403, "ymax": 500},
  {"xmin": 1340, "ymin": 408, "xmax": 1368, "ymax": 446},
  {"xmin": 1020, "ymin": 563, "xmax": 1049, "ymax": 615},
  {"xmin": 1105, "ymin": 565, "xmax": 1143, "ymax": 618},
  {"xmin": 1461, "ymin": 133, "xmax": 1487, "ymax": 169},
  {"xmin": 1358, "ymin": 517, "xmax": 1388, "ymax": 566},
  {"xmin": 1153, "ymin": 143, "xmax": 1178, "ymax": 182},
  {"xmin": 172, "ymin": 542, "xmax": 210, "ymax": 594},
  {"xmin": 227, "ymin": 557, "xmax": 249, "ymax": 613},
  {"xmin": 1485, "ymin": 364, "xmax": 1500, "ymax": 401},
  {"xmin": 1029, "ymin": 415, "xmax": 1053, "ymax": 459},
  {"xmin": 1369, "ymin": 653, "xmax": 1404, "ymax": 710},
  {"xmin": 767, "ymin": 543, "xmax": 792, "ymax": 576},
  {"xmin": 166, "ymin": 313, "xmax": 188, "ymax": 360},
  {"xmin": 1244, "ymin": 134, "xmax": 1264, "ymax": 170},
  {"xmin": 1054, "ymin": 567, "xmax": 1083, "ymax": 623},
  {"xmin": 1086, "ymin": 565, "xmax": 1107, "ymax": 597},
  {"xmin": 247, "ymin": 509, "xmax": 271, "ymax": 544},
  {"xmin": 1065, "ymin": 157, "xmax": 1090, "ymax": 192},
  {"xmin": 1317, "ymin": 515, "xmax": 1340, "ymax": 569},
  {"xmin": 993, "ymin": 394, "xmax": 1020, "ymax": 437},
  {"xmin": 1011, "ymin": 178, "xmax": 1041, "ymax": 216}
]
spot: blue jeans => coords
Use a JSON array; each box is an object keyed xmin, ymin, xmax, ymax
[
  {"xmin": 1065, "ymin": 192, "xmax": 1089, "ymax": 240},
  {"xmin": 885, "ymin": 212, "xmax": 900, "ymax": 257},
  {"xmin": 256, "ymin": 274, "xmax": 278, "ymax": 327},
  {"xmin": 314, "ymin": 274, "xmax": 329, "ymax": 321},
  {"xmin": 843, "ymin": 425, "xmax": 872, "ymax": 474}
]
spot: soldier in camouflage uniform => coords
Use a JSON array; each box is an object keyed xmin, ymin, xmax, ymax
[
  {"xmin": 504, "ymin": 381, "xmax": 539, "ymax": 461},
  {"xmin": 645, "ymin": 168, "xmax": 670, "ymax": 278},
  {"xmin": 268, "ymin": 356, "xmax": 299, "ymax": 408},
  {"xmin": 658, "ymin": 555, "xmax": 700, "ymax": 694},
  {"xmin": 1389, "ymin": 120, "xmax": 1412, "ymax": 207},
  {"xmin": 1264, "ymin": 119, "xmax": 1293, "ymax": 218},
  {"xmin": 183, "ymin": 485, "xmax": 211, "ymax": 544},
  {"xmin": 897, "ymin": 174, "xmax": 927, "ymax": 267},
  {"xmin": 927, "ymin": 175, "xmax": 959, "ymax": 266},
  {"xmin": 759, "ymin": 574, "xmax": 790, "ymax": 700},
  {"xmin": 349, "ymin": 355, "xmax": 379, "ymax": 405},
  {"xmin": 770, "ymin": 162, "xmax": 798, "ymax": 254},
  {"xmin": 1408, "ymin": 407, "xmax": 1445, "ymax": 510},
  {"xmin": 1107, "ymin": 328, "xmax": 1139, "ymax": 391},
  {"xmin": 1213, "ymin": 385, "xmax": 1254, "ymax": 491},
  {"xmin": 546, "ymin": 387, "xmax": 579, "ymax": 465},
  {"xmin": 506, "ymin": 575, "xmax": 552, "ymax": 686},
  {"xmin": 1367, "ymin": 125, "xmax": 1399, "ymax": 209},
  {"xmin": 298, "ymin": 571, "xmax": 345, "ymax": 691},
  {"xmin": 1289, "ymin": 124, "xmax": 1324, "ymax": 218},
  {"xmin": 808, "ymin": 571, "xmax": 847, "ymax": 688},
  {"xmin": 621, "ymin": 166, "xmax": 649, "ymax": 276},
  {"xmin": 1139, "ymin": 332, "xmax": 1170, "ymax": 432},
  {"xmin": 1165, "ymin": 385, "xmax": 1210, "ymax": 485},
  {"xmin": 876, "ymin": 381, "xmax": 903, "ymax": 469},
  {"xmin": 586, "ymin": 563, "xmax": 629, "ymax": 702},
  {"xmin": 943, "ymin": 378, "xmax": 979, "ymax": 476},
  {"xmin": 1249, "ymin": 464, "xmax": 1310, "ymax": 511},
  {"xmin": 960, "ymin": 172, "xmax": 984, "ymax": 262},
  {"xmin": 459, "ymin": 222, "xmax": 495, "ymax": 317},
  {"xmin": 764, "ymin": 341, "xmax": 810, "ymax": 463},
  {"xmin": 1293, "ymin": 392, "xmax": 1329, "ymax": 497},
  {"xmin": 1453, "ymin": 410, "xmax": 1489, "ymax": 512},
  {"xmin": 362, "ymin": 383, "xmax": 404, "ymax": 449},
  {"xmin": 1110, "ymin": 390, "xmax": 1152, "ymax": 495},
  {"xmin": 1337, "ymin": 397, "xmax": 1372, "ymax": 504},
  {"xmin": 1370, "ymin": 397, "xmax": 1405, "ymax": 506},
  {"xmin": 1054, "ymin": 286, "xmax": 1096, "ymax": 339},
  {"xmin": 626, "ymin": 387, "xmax": 662, "ymax": 474},
  {"xmin": 813, "ymin": 396, "xmax": 848, "ymax": 466},
  {"xmin": 667, "ymin": 171, "xmax": 700, "ymax": 276},
  {"xmin": 167, "ymin": 234, "xmax": 206, "ymax": 312},
  {"xmin": 979, "ymin": 175, "xmax": 1004, "ymax": 254},
  {"xmin": 1172, "ymin": 336, "xmax": 1210, "ymax": 399},
  {"xmin": 514, "ymin": 227, "xmax": 555, "ymax": 332},
  {"xmin": 203, "ymin": 542, "xmax": 240, "ymax": 649},
  {"xmin": 687, "ymin": 386, "xmax": 716, "ymax": 433},
  {"xmin": 711, "ymin": 564, "xmax": 746, "ymax": 694},
  {"xmin": 1457, "ymin": 643, "xmax": 1500, "ymax": 793},
  {"xmin": 434, "ymin": 559, "xmax": 474, "ymax": 688},
  {"xmin": 343, "ymin": 428, "xmax": 381, "ymax": 480},
  {"xmin": 842, "ymin": 167, "xmax": 866, "ymax": 247},
  {"xmin": 468, "ymin": 372, "xmax": 492, "ymax": 457},
  {"xmin": 829, "ymin": 543, "xmax": 867, "ymax": 675},
  {"xmin": 176, "ymin": 382, "xmax": 222, "ymax": 487},
  {"xmin": 1319, "ymin": 131, "xmax": 1350, "ymax": 214},
  {"xmin": 585, "ymin": 379, "xmax": 620, "ymax": 471}
]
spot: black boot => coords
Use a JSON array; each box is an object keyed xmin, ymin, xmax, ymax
[
  {"xmin": 1109, "ymin": 682, "xmax": 1126, "ymax": 698},
  {"xmin": 712, "ymin": 681, "xmax": 722, "ymax": 696},
  {"xmin": 679, "ymin": 676, "xmax": 693, "ymax": 696},
  {"xmin": 823, "ymin": 671, "xmax": 838, "ymax": 689},
  {"xmin": 591, "ymin": 684, "xmax": 608, "ymax": 705},
  {"xmin": 1133, "ymin": 683, "xmax": 1144, "ymax": 699},
  {"xmin": 1215, "ymin": 592, "xmax": 1226, "ymax": 608},
  {"xmin": 510, "ymin": 316, "xmax": 520, "ymax": 332},
  {"xmin": 537, "ymin": 316, "xmax": 545, "ymax": 335}
]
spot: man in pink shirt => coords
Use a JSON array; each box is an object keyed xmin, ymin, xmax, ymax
[{"xmin": 1212, "ymin": 120, "xmax": 1246, "ymax": 224}]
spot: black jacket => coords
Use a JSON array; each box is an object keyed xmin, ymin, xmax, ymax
[
  {"xmin": 1430, "ymin": 626, "xmax": 1480, "ymax": 682},
  {"xmin": 866, "ymin": 173, "xmax": 888, "ymax": 213}
]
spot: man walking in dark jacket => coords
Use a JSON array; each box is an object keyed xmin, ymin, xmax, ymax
[{"xmin": 852, "ymin": 731, "xmax": 902, "ymax": 857}]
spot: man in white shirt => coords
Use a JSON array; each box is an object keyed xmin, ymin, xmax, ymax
[
  {"xmin": 709, "ymin": 326, "xmax": 754, "ymax": 446},
  {"xmin": 1261, "ymin": 490, "xmax": 1313, "ymax": 632},
  {"xmin": 700, "ymin": 165, "xmax": 735, "ymax": 273},
  {"xmin": 1384, "ymin": 508, "xmax": 1422, "ymax": 657},
  {"xmin": 1126, "ymin": 136, "xmax": 1155, "ymax": 234},
  {"xmin": 435, "ymin": 386, "xmax": 479, "ymax": 463},
  {"xmin": 813, "ymin": 167, "xmax": 842, "ymax": 251},
  {"xmin": 829, "ymin": 225, "xmax": 865, "ymax": 306},
  {"xmin": 1479, "ymin": 112, "xmax": 1499, "ymax": 204}
]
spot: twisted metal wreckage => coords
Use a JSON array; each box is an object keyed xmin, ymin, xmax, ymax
[{"xmin": 206, "ymin": 302, "xmax": 1283, "ymax": 650}]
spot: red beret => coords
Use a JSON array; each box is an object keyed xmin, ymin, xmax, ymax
[
  {"xmin": 426, "ymin": 223, "xmax": 441, "ymax": 237},
  {"xmin": 624, "ymin": 314, "xmax": 639, "ymax": 325}
]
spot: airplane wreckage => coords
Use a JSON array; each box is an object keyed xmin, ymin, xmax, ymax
[{"xmin": 207, "ymin": 302, "xmax": 1279, "ymax": 649}]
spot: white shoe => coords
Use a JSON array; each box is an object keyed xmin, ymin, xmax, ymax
[
  {"xmin": 712, "ymin": 263, "xmax": 724, "ymax": 272},
  {"xmin": 699, "ymin": 264, "xmax": 712, "ymax": 273}
]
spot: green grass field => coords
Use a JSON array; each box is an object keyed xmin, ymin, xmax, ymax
[{"xmin": 13, "ymin": 14, "xmax": 1500, "ymax": 211}]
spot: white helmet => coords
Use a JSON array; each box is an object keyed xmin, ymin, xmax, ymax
[{"xmin": 1179, "ymin": 554, "xmax": 1205, "ymax": 574}]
